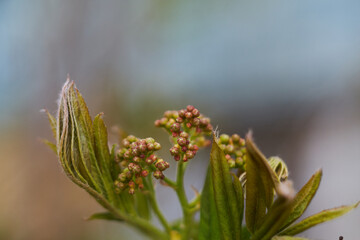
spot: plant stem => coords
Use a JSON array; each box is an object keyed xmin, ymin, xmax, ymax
[
  {"xmin": 175, "ymin": 160, "xmax": 193, "ymax": 240},
  {"xmin": 145, "ymin": 176, "xmax": 172, "ymax": 234}
]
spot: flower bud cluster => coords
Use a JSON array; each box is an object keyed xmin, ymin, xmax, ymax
[
  {"xmin": 114, "ymin": 135, "xmax": 169, "ymax": 194},
  {"xmin": 155, "ymin": 105, "xmax": 213, "ymax": 162},
  {"xmin": 218, "ymin": 133, "xmax": 246, "ymax": 169}
]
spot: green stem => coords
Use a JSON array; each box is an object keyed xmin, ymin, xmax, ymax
[
  {"xmin": 145, "ymin": 177, "xmax": 172, "ymax": 234},
  {"xmin": 175, "ymin": 160, "xmax": 193, "ymax": 240},
  {"xmin": 120, "ymin": 213, "xmax": 169, "ymax": 240},
  {"xmin": 80, "ymin": 184, "xmax": 167, "ymax": 240}
]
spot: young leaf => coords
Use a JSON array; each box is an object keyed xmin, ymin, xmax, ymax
[
  {"xmin": 245, "ymin": 132, "xmax": 280, "ymax": 233},
  {"xmin": 280, "ymin": 201, "xmax": 360, "ymax": 236},
  {"xmin": 251, "ymin": 181, "xmax": 295, "ymax": 240},
  {"xmin": 199, "ymin": 168, "xmax": 221, "ymax": 240},
  {"xmin": 93, "ymin": 113, "xmax": 119, "ymax": 205},
  {"xmin": 210, "ymin": 137, "xmax": 242, "ymax": 240},
  {"xmin": 280, "ymin": 170, "xmax": 322, "ymax": 230},
  {"xmin": 87, "ymin": 212, "xmax": 123, "ymax": 221}
]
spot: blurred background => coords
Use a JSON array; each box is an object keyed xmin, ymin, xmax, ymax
[{"xmin": 1, "ymin": 0, "xmax": 360, "ymax": 239}]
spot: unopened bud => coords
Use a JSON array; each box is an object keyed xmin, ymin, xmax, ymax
[
  {"xmin": 154, "ymin": 142, "xmax": 161, "ymax": 150},
  {"xmin": 128, "ymin": 180, "xmax": 135, "ymax": 188},
  {"xmin": 185, "ymin": 112, "xmax": 193, "ymax": 119},
  {"xmin": 177, "ymin": 137, "xmax": 187, "ymax": 146},
  {"xmin": 180, "ymin": 132, "xmax": 189, "ymax": 138},
  {"xmin": 192, "ymin": 108, "xmax": 200, "ymax": 117},
  {"xmin": 141, "ymin": 170, "xmax": 149, "ymax": 177},
  {"xmin": 178, "ymin": 109, "xmax": 186, "ymax": 118},
  {"xmin": 186, "ymin": 105, "xmax": 195, "ymax": 112},
  {"xmin": 171, "ymin": 123, "xmax": 181, "ymax": 132},
  {"xmin": 219, "ymin": 134, "xmax": 230, "ymax": 144},
  {"xmin": 127, "ymin": 135, "xmax": 137, "ymax": 142},
  {"xmin": 186, "ymin": 150, "xmax": 195, "ymax": 159},
  {"xmin": 128, "ymin": 188, "xmax": 135, "ymax": 195},
  {"xmin": 153, "ymin": 170, "xmax": 164, "ymax": 179}
]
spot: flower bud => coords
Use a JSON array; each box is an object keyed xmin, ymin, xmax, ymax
[
  {"xmin": 122, "ymin": 139, "xmax": 130, "ymax": 148},
  {"xmin": 164, "ymin": 110, "xmax": 173, "ymax": 118},
  {"xmin": 132, "ymin": 164, "xmax": 142, "ymax": 173},
  {"xmin": 170, "ymin": 146, "xmax": 180, "ymax": 156},
  {"xmin": 154, "ymin": 119, "xmax": 161, "ymax": 127},
  {"xmin": 146, "ymin": 154, "xmax": 157, "ymax": 164},
  {"xmin": 127, "ymin": 135, "xmax": 137, "ymax": 142},
  {"xmin": 235, "ymin": 157, "xmax": 243, "ymax": 166},
  {"xmin": 177, "ymin": 137, "xmax": 187, "ymax": 146},
  {"xmin": 192, "ymin": 108, "xmax": 200, "ymax": 117},
  {"xmin": 186, "ymin": 123, "xmax": 192, "ymax": 128},
  {"xmin": 138, "ymin": 143, "xmax": 147, "ymax": 152},
  {"xmin": 147, "ymin": 143, "xmax": 154, "ymax": 150},
  {"xmin": 176, "ymin": 117, "xmax": 184, "ymax": 123},
  {"xmin": 145, "ymin": 137, "xmax": 155, "ymax": 144},
  {"xmin": 155, "ymin": 159, "xmax": 169, "ymax": 171},
  {"xmin": 153, "ymin": 170, "xmax": 164, "ymax": 179},
  {"xmin": 133, "ymin": 156, "xmax": 141, "ymax": 163},
  {"xmin": 185, "ymin": 112, "xmax": 193, "ymax": 119},
  {"xmin": 154, "ymin": 142, "xmax": 161, "ymax": 150},
  {"xmin": 225, "ymin": 144, "xmax": 234, "ymax": 154},
  {"xmin": 180, "ymin": 132, "xmax": 189, "ymax": 138},
  {"xmin": 174, "ymin": 155, "xmax": 180, "ymax": 161},
  {"xmin": 186, "ymin": 150, "xmax": 195, "ymax": 159},
  {"xmin": 128, "ymin": 188, "xmax": 135, "ymax": 195},
  {"xmin": 118, "ymin": 172, "xmax": 127, "ymax": 182},
  {"xmin": 128, "ymin": 180, "xmax": 135, "ymax": 188},
  {"xmin": 220, "ymin": 134, "xmax": 230, "ymax": 144},
  {"xmin": 231, "ymin": 134, "xmax": 240, "ymax": 143},
  {"xmin": 178, "ymin": 109, "xmax": 186, "ymax": 118},
  {"xmin": 186, "ymin": 105, "xmax": 195, "ymax": 112},
  {"xmin": 171, "ymin": 123, "xmax": 181, "ymax": 132},
  {"xmin": 141, "ymin": 170, "xmax": 149, "ymax": 177},
  {"xmin": 192, "ymin": 117, "xmax": 200, "ymax": 126}
]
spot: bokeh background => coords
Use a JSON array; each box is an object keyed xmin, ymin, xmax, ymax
[{"xmin": 1, "ymin": 1, "xmax": 360, "ymax": 239}]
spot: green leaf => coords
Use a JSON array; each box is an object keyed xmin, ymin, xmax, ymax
[
  {"xmin": 272, "ymin": 236, "xmax": 309, "ymax": 240},
  {"xmin": 87, "ymin": 212, "xmax": 123, "ymax": 221},
  {"xmin": 245, "ymin": 132, "xmax": 280, "ymax": 233},
  {"xmin": 42, "ymin": 139, "xmax": 57, "ymax": 153},
  {"xmin": 43, "ymin": 109, "xmax": 57, "ymax": 138},
  {"xmin": 93, "ymin": 113, "xmax": 119, "ymax": 205},
  {"xmin": 210, "ymin": 137, "xmax": 242, "ymax": 240},
  {"xmin": 199, "ymin": 168, "xmax": 221, "ymax": 240},
  {"xmin": 280, "ymin": 170, "xmax": 322, "ymax": 230},
  {"xmin": 280, "ymin": 201, "xmax": 360, "ymax": 236},
  {"xmin": 232, "ymin": 173, "xmax": 244, "ymax": 236},
  {"xmin": 135, "ymin": 192, "xmax": 151, "ymax": 220},
  {"xmin": 251, "ymin": 182, "xmax": 295, "ymax": 240}
]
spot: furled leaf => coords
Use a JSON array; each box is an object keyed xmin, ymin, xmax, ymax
[
  {"xmin": 210, "ymin": 137, "xmax": 242, "ymax": 240},
  {"xmin": 268, "ymin": 157, "xmax": 288, "ymax": 182},
  {"xmin": 245, "ymin": 132, "xmax": 280, "ymax": 233},
  {"xmin": 199, "ymin": 168, "xmax": 221, "ymax": 240},
  {"xmin": 272, "ymin": 236, "xmax": 309, "ymax": 240},
  {"xmin": 280, "ymin": 170, "xmax": 322, "ymax": 230},
  {"xmin": 280, "ymin": 202, "xmax": 360, "ymax": 236},
  {"xmin": 87, "ymin": 212, "xmax": 123, "ymax": 221}
]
